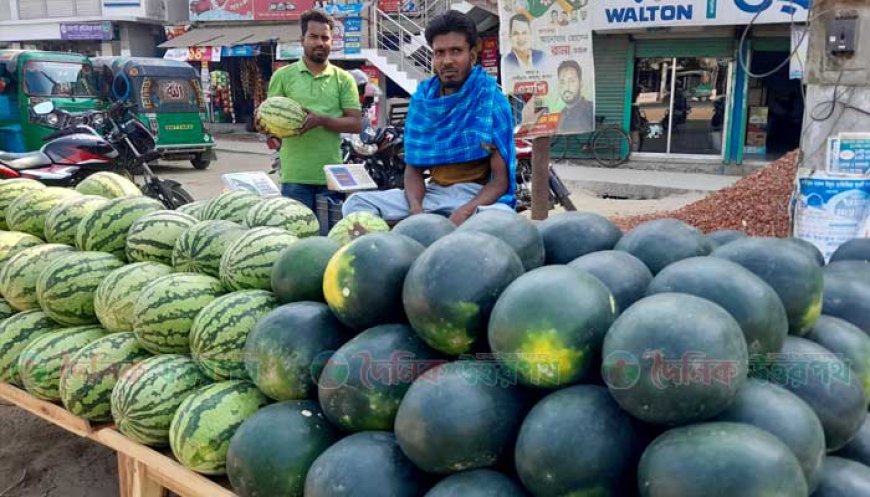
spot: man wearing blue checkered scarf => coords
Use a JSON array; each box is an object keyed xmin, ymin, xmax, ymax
[{"xmin": 341, "ymin": 10, "xmax": 516, "ymax": 225}]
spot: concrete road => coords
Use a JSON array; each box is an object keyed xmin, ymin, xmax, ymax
[{"xmin": 151, "ymin": 150, "xmax": 277, "ymax": 201}]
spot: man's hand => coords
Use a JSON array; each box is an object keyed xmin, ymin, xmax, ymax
[
  {"xmin": 300, "ymin": 111, "xmax": 325, "ymax": 135},
  {"xmin": 409, "ymin": 204, "xmax": 424, "ymax": 216},
  {"xmin": 449, "ymin": 204, "xmax": 475, "ymax": 225}
]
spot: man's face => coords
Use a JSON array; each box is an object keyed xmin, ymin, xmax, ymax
[
  {"xmin": 302, "ymin": 21, "xmax": 332, "ymax": 64},
  {"xmin": 510, "ymin": 20, "xmax": 531, "ymax": 55},
  {"xmin": 558, "ymin": 67, "xmax": 581, "ymax": 104},
  {"xmin": 431, "ymin": 32, "xmax": 477, "ymax": 89}
]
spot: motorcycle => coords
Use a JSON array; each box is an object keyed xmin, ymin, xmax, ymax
[
  {"xmin": 514, "ymin": 135, "xmax": 577, "ymax": 212},
  {"xmin": 341, "ymin": 124, "xmax": 405, "ymax": 191},
  {"xmin": 0, "ymin": 100, "xmax": 194, "ymax": 209}
]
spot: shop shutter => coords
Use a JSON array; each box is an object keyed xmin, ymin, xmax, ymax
[
  {"xmin": 74, "ymin": 0, "xmax": 101, "ymax": 15},
  {"xmin": 0, "ymin": 0, "xmax": 11, "ymax": 21},
  {"xmin": 635, "ymin": 38, "xmax": 735, "ymax": 58},
  {"xmin": 17, "ymin": 0, "xmax": 47, "ymax": 19},
  {"xmin": 46, "ymin": 0, "xmax": 74, "ymax": 16}
]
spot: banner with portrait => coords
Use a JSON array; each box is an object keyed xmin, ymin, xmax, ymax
[{"xmin": 498, "ymin": 0, "xmax": 595, "ymax": 138}]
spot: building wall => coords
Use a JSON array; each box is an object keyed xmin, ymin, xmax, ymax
[
  {"xmin": 164, "ymin": 0, "xmax": 187, "ymax": 23},
  {"xmin": 121, "ymin": 21, "xmax": 159, "ymax": 56}
]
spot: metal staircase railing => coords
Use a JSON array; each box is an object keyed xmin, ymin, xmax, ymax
[{"xmin": 373, "ymin": 8, "xmax": 433, "ymax": 78}]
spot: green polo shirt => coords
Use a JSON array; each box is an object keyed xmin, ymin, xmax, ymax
[{"xmin": 267, "ymin": 61, "xmax": 360, "ymax": 184}]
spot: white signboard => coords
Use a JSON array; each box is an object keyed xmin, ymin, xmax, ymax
[{"xmin": 594, "ymin": 0, "xmax": 809, "ymax": 31}]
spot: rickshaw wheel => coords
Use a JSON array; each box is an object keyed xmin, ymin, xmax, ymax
[{"xmin": 191, "ymin": 155, "xmax": 211, "ymax": 170}]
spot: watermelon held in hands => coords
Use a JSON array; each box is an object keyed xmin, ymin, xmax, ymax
[
  {"xmin": 391, "ymin": 213, "xmax": 455, "ymax": 247},
  {"xmin": 94, "ymin": 262, "xmax": 174, "ymax": 333},
  {"xmin": 220, "ymin": 227, "xmax": 298, "ymax": 291},
  {"xmin": 424, "ymin": 470, "xmax": 527, "ymax": 497},
  {"xmin": 172, "ymin": 220, "xmax": 246, "ymax": 278},
  {"xmin": 36, "ymin": 251, "xmax": 126, "ymax": 326},
  {"xmin": 244, "ymin": 196, "xmax": 320, "ymax": 238},
  {"xmin": 614, "ymin": 218, "xmax": 712, "ymax": 274},
  {"xmin": 327, "ymin": 212, "xmax": 390, "ymax": 246},
  {"xmin": 568, "ymin": 250, "xmax": 653, "ymax": 315},
  {"xmin": 0, "ymin": 243, "xmax": 76, "ymax": 312},
  {"xmin": 256, "ymin": 96, "xmax": 306, "ymax": 138},
  {"xmin": 536, "ymin": 211, "xmax": 623, "ymax": 264},
  {"xmin": 456, "ymin": 209, "xmax": 545, "ymax": 271},
  {"xmin": 75, "ymin": 171, "xmax": 142, "ymax": 199},
  {"xmin": 17, "ymin": 325, "xmax": 106, "ymax": 401},
  {"xmin": 43, "ymin": 195, "xmax": 108, "ymax": 246},
  {"xmin": 0, "ymin": 310, "xmax": 63, "ymax": 386},
  {"xmin": 271, "ymin": 236, "xmax": 341, "ymax": 304},
  {"xmin": 5, "ymin": 187, "xmax": 80, "ymax": 238},
  {"xmin": 125, "ymin": 210, "xmax": 198, "ymax": 265}
]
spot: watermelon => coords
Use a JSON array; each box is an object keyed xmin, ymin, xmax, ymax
[
  {"xmin": 111, "ymin": 354, "xmax": 212, "ymax": 446},
  {"xmin": 0, "ymin": 310, "xmax": 62, "ymax": 385},
  {"xmin": 456, "ymin": 210, "xmax": 545, "ymax": 271},
  {"xmin": 514, "ymin": 385, "xmax": 642, "ymax": 496},
  {"xmin": 76, "ymin": 196, "xmax": 164, "ymax": 260},
  {"xmin": 822, "ymin": 261, "xmax": 870, "ymax": 333},
  {"xmin": 245, "ymin": 301, "xmax": 353, "ymax": 401},
  {"xmin": 645, "ymin": 256, "xmax": 789, "ymax": 356},
  {"xmin": 172, "ymin": 220, "xmax": 246, "ymax": 277},
  {"xmin": 327, "ymin": 212, "xmax": 389, "ymax": 245},
  {"xmin": 58, "ymin": 332, "xmax": 152, "ymax": 421},
  {"xmin": 712, "ymin": 237, "xmax": 824, "ymax": 336},
  {"xmin": 601, "ymin": 293, "xmax": 749, "ymax": 426},
  {"xmin": 391, "ymin": 213, "xmax": 456, "ymax": 247},
  {"xmin": 169, "ymin": 380, "xmax": 269, "ymax": 475},
  {"xmin": 805, "ymin": 315, "xmax": 870, "ymax": 401},
  {"xmin": 17, "ymin": 325, "xmax": 105, "ymax": 401},
  {"xmin": 256, "ymin": 96, "xmax": 306, "ymax": 138},
  {"xmin": 0, "ymin": 243, "xmax": 76, "ymax": 311},
  {"xmin": 304, "ymin": 431, "xmax": 428, "ymax": 497},
  {"xmin": 75, "ymin": 171, "xmax": 142, "ymax": 198},
  {"xmin": 93, "ymin": 262, "xmax": 174, "ymax": 333},
  {"xmin": 568, "ymin": 250, "xmax": 653, "ymax": 314},
  {"xmin": 125, "ymin": 210, "xmax": 198, "ymax": 264},
  {"xmin": 705, "ymin": 229, "xmax": 746, "ymax": 248},
  {"xmin": 536, "ymin": 211, "xmax": 622, "ymax": 264},
  {"xmin": 132, "ymin": 273, "xmax": 225, "ymax": 354},
  {"xmin": 323, "ymin": 233, "xmax": 423, "ymax": 331},
  {"xmin": 226, "ymin": 400, "xmax": 341, "ymax": 497},
  {"xmin": 394, "ymin": 360, "xmax": 528, "ymax": 474},
  {"xmin": 175, "ymin": 199, "xmax": 208, "ymax": 219},
  {"xmin": 786, "ymin": 237, "xmax": 825, "ymax": 266},
  {"xmin": 189, "ymin": 290, "xmax": 279, "ymax": 381},
  {"xmin": 35, "ymin": 251, "xmax": 125, "ymax": 326},
  {"xmin": 200, "ymin": 191, "xmax": 262, "ymax": 224},
  {"xmin": 835, "ymin": 416, "xmax": 870, "ymax": 467},
  {"xmin": 637, "ymin": 422, "xmax": 808, "ymax": 497},
  {"xmin": 43, "ymin": 195, "xmax": 108, "ymax": 245},
  {"xmin": 424, "ymin": 470, "xmax": 527, "ymax": 497},
  {"xmin": 244, "ymin": 196, "xmax": 320, "ymax": 238},
  {"xmin": 403, "ymin": 232, "xmax": 525, "ymax": 355},
  {"xmin": 812, "ymin": 456, "xmax": 870, "ymax": 497},
  {"xmin": 614, "ymin": 218, "xmax": 712, "ymax": 274},
  {"xmin": 0, "ymin": 231, "xmax": 44, "ymax": 267},
  {"xmin": 488, "ymin": 265, "xmax": 617, "ymax": 388},
  {"xmin": 271, "ymin": 236, "xmax": 341, "ymax": 304},
  {"xmin": 831, "ymin": 238, "xmax": 870, "ymax": 263},
  {"xmin": 220, "ymin": 227, "xmax": 298, "ymax": 291},
  {"xmin": 0, "ymin": 298, "xmax": 16, "ymax": 320},
  {"xmin": 317, "ymin": 324, "xmax": 445, "ymax": 432},
  {"xmin": 712, "ymin": 378, "xmax": 826, "ymax": 492},
  {"xmin": 6, "ymin": 187, "xmax": 80, "ymax": 238},
  {"xmin": 0, "ymin": 178, "xmax": 46, "ymax": 229}
]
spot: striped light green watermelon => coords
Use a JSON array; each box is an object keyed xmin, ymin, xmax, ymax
[
  {"xmin": 59, "ymin": 332, "xmax": 152, "ymax": 421},
  {"xmin": 172, "ymin": 220, "xmax": 246, "ymax": 278},
  {"xmin": 94, "ymin": 262, "xmax": 174, "ymax": 333},
  {"xmin": 17, "ymin": 325, "xmax": 105, "ymax": 401},
  {"xmin": 327, "ymin": 212, "xmax": 390, "ymax": 245},
  {"xmin": 0, "ymin": 298, "xmax": 16, "ymax": 320},
  {"xmin": 244, "ymin": 196, "xmax": 320, "ymax": 238},
  {"xmin": 200, "ymin": 191, "xmax": 262, "ymax": 224},
  {"xmin": 189, "ymin": 290, "xmax": 279, "ymax": 381},
  {"xmin": 176, "ymin": 199, "xmax": 208, "ymax": 219},
  {"xmin": 0, "ymin": 244, "xmax": 76, "ymax": 311},
  {"xmin": 133, "ymin": 273, "xmax": 225, "ymax": 354},
  {"xmin": 256, "ymin": 96, "xmax": 305, "ymax": 137},
  {"xmin": 0, "ymin": 179, "xmax": 46, "ymax": 230},
  {"xmin": 75, "ymin": 172, "xmax": 142, "ymax": 199},
  {"xmin": 36, "ymin": 252, "xmax": 126, "ymax": 326},
  {"xmin": 220, "ymin": 227, "xmax": 298, "ymax": 291},
  {"xmin": 111, "ymin": 354, "xmax": 212, "ymax": 446},
  {"xmin": 0, "ymin": 310, "xmax": 62, "ymax": 386},
  {"xmin": 169, "ymin": 380, "xmax": 268, "ymax": 475},
  {"xmin": 6, "ymin": 187, "xmax": 81, "ymax": 238},
  {"xmin": 43, "ymin": 195, "xmax": 109, "ymax": 245},
  {"xmin": 0, "ymin": 231, "xmax": 44, "ymax": 267},
  {"xmin": 126, "ymin": 210, "xmax": 198, "ymax": 265},
  {"xmin": 76, "ymin": 196, "xmax": 164, "ymax": 260}
]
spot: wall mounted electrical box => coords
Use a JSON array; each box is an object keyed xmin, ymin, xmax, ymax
[{"xmin": 827, "ymin": 11, "xmax": 859, "ymax": 56}]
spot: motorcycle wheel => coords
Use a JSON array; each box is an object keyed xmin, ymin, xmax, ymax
[{"xmin": 142, "ymin": 179, "xmax": 194, "ymax": 209}]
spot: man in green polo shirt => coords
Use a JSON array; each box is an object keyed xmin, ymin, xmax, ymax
[{"xmin": 267, "ymin": 10, "xmax": 362, "ymax": 210}]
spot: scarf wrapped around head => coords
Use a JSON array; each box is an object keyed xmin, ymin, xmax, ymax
[{"xmin": 404, "ymin": 66, "xmax": 517, "ymax": 207}]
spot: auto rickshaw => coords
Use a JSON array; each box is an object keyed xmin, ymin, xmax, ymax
[
  {"xmin": 91, "ymin": 56, "xmax": 216, "ymax": 169},
  {"xmin": 0, "ymin": 50, "xmax": 102, "ymax": 152}
]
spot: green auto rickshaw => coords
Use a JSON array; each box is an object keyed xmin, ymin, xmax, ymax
[
  {"xmin": 91, "ymin": 56, "xmax": 216, "ymax": 169},
  {"xmin": 0, "ymin": 50, "xmax": 102, "ymax": 152}
]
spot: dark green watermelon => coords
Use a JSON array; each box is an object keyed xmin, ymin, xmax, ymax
[
  {"xmin": 226, "ymin": 400, "xmax": 341, "ymax": 497},
  {"xmin": 645, "ymin": 256, "xmax": 788, "ymax": 356},
  {"xmin": 812, "ymin": 456, "xmax": 870, "ymax": 496},
  {"xmin": 403, "ymin": 232, "xmax": 525, "ymax": 355},
  {"xmin": 317, "ymin": 324, "xmax": 445, "ymax": 432},
  {"xmin": 637, "ymin": 422, "xmax": 808, "ymax": 496},
  {"xmin": 601, "ymin": 293, "xmax": 748, "ymax": 426},
  {"xmin": 613, "ymin": 218, "xmax": 712, "ymax": 274},
  {"xmin": 805, "ymin": 315, "xmax": 870, "ymax": 401},
  {"xmin": 712, "ymin": 378, "xmax": 825, "ymax": 492},
  {"xmin": 835, "ymin": 416, "xmax": 870, "ymax": 467},
  {"xmin": 568, "ymin": 250, "xmax": 653, "ymax": 314},
  {"xmin": 785, "ymin": 237, "xmax": 825, "ymax": 266},
  {"xmin": 488, "ymin": 265, "xmax": 616, "ymax": 388},
  {"xmin": 455, "ymin": 210, "xmax": 544, "ymax": 271},
  {"xmin": 535, "ymin": 212, "xmax": 622, "ymax": 265},
  {"xmin": 304, "ymin": 431, "xmax": 428, "ymax": 497},
  {"xmin": 323, "ymin": 233, "xmax": 423, "ymax": 331},
  {"xmin": 425, "ymin": 470, "xmax": 527, "ymax": 497},
  {"xmin": 271, "ymin": 237, "xmax": 341, "ymax": 304},
  {"xmin": 394, "ymin": 360, "xmax": 528, "ymax": 474},
  {"xmin": 823, "ymin": 261, "xmax": 870, "ymax": 333},
  {"xmin": 705, "ymin": 229, "xmax": 746, "ymax": 249},
  {"xmin": 831, "ymin": 239, "xmax": 870, "ymax": 263},
  {"xmin": 514, "ymin": 385, "xmax": 641, "ymax": 496},
  {"xmin": 391, "ymin": 214, "xmax": 455, "ymax": 247},
  {"xmin": 244, "ymin": 302, "xmax": 354, "ymax": 401}
]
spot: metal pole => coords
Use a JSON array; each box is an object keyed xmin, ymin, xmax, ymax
[{"xmin": 531, "ymin": 136, "xmax": 550, "ymax": 220}]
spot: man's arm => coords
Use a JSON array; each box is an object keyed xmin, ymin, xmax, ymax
[
  {"xmin": 449, "ymin": 148, "xmax": 510, "ymax": 225},
  {"xmin": 300, "ymin": 108, "xmax": 363, "ymax": 134},
  {"xmin": 404, "ymin": 165, "xmax": 426, "ymax": 215}
]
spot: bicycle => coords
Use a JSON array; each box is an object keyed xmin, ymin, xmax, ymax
[{"xmin": 554, "ymin": 116, "xmax": 633, "ymax": 168}]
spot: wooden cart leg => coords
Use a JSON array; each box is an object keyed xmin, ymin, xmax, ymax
[{"xmin": 118, "ymin": 451, "xmax": 164, "ymax": 497}]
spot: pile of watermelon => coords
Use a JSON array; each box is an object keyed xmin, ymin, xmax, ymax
[{"xmin": 1, "ymin": 172, "xmax": 870, "ymax": 497}]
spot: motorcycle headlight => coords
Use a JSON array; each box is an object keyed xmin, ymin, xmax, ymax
[
  {"xmin": 92, "ymin": 113, "xmax": 105, "ymax": 127},
  {"xmin": 46, "ymin": 113, "xmax": 59, "ymax": 127}
]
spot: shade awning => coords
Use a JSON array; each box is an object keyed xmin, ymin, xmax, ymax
[{"xmin": 159, "ymin": 25, "xmax": 301, "ymax": 48}]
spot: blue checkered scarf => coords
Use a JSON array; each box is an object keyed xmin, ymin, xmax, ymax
[{"xmin": 405, "ymin": 66, "xmax": 516, "ymax": 207}]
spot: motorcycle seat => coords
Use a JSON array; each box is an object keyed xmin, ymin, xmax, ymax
[{"xmin": 0, "ymin": 151, "xmax": 53, "ymax": 170}]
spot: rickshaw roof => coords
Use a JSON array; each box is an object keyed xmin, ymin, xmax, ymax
[
  {"xmin": 0, "ymin": 50, "xmax": 90, "ymax": 74},
  {"xmin": 90, "ymin": 56, "xmax": 197, "ymax": 79}
]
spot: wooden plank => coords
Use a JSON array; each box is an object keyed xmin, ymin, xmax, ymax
[
  {"xmin": 0, "ymin": 382, "xmax": 96, "ymax": 438},
  {"xmin": 94, "ymin": 428, "xmax": 236, "ymax": 497}
]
